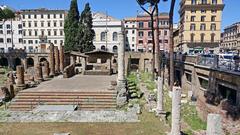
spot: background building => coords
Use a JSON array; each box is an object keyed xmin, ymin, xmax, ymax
[
  {"xmin": 92, "ymin": 12, "xmax": 123, "ymax": 53},
  {"xmin": 124, "ymin": 17, "xmax": 137, "ymax": 52},
  {"xmin": 20, "ymin": 8, "xmax": 67, "ymax": 52},
  {"xmin": 0, "ymin": 7, "xmax": 23, "ymax": 53},
  {"xmin": 220, "ymin": 22, "xmax": 240, "ymax": 53},
  {"xmin": 178, "ymin": 0, "xmax": 224, "ymax": 54}
]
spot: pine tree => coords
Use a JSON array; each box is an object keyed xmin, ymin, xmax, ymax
[
  {"xmin": 64, "ymin": 0, "xmax": 80, "ymax": 52},
  {"xmin": 79, "ymin": 3, "xmax": 95, "ymax": 53}
]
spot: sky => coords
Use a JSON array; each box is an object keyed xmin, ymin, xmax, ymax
[{"xmin": 1, "ymin": 0, "xmax": 240, "ymax": 31}]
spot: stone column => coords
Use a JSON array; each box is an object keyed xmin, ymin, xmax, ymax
[
  {"xmin": 116, "ymin": 31, "xmax": 127, "ymax": 106},
  {"xmin": 206, "ymin": 114, "xmax": 223, "ymax": 135},
  {"xmin": 8, "ymin": 71, "xmax": 15, "ymax": 85},
  {"xmin": 59, "ymin": 44, "xmax": 65, "ymax": 73},
  {"xmin": 22, "ymin": 59, "xmax": 27, "ymax": 71},
  {"xmin": 34, "ymin": 62, "xmax": 43, "ymax": 82},
  {"xmin": 16, "ymin": 65, "xmax": 25, "ymax": 89},
  {"xmin": 81, "ymin": 57, "xmax": 86, "ymax": 74},
  {"xmin": 9, "ymin": 84, "xmax": 15, "ymax": 98},
  {"xmin": 171, "ymin": 87, "xmax": 181, "ymax": 135},
  {"xmin": 49, "ymin": 43, "xmax": 55, "ymax": 77},
  {"xmin": 54, "ymin": 46, "xmax": 60, "ymax": 74},
  {"xmin": 70, "ymin": 56, "xmax": 76, "ymax": 65},
  {"xmin": 156, "ymin": 77, "xmax": 164, "ymax": 115},
  {"xmin": 43, "ymin": 61, "xmax": 50, "ymax": 79}
]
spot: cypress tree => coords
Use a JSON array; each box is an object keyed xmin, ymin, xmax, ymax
[
  {"xmin": 64, "ymin": 0, "xmax": 80, "ymax": 52},
  {"xmin": 79, "ymin": 3, "xmax": 95, "ymax": 53}
]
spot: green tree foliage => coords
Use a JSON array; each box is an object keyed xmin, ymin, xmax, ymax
[
  {"xmin": 64, "ymin": 0, "xmax": 80, "ymax": 52},
  {"xmin": 0, "ymin": 7, "xmax": 15, "ymax": 20},
  {"xmin": 79, "ymin": 3, "xmax": 95, "ymax": 53}
]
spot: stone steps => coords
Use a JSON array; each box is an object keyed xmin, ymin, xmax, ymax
[{"xmin": 8, "ymin": 91, "xmax": 117, "ymax": 111}]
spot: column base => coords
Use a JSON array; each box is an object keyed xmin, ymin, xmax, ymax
[
  {"xmin": 116, "ymin": 79, "xmax": 127, "ymax": 107},
  {"xmin": 16, "ymin": 84, "xmax": 26, "ymax": 91}
]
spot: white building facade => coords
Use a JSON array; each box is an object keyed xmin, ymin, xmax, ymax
[
  {"xmin": 0, "ymin": 14, "xmax": 24, "ymax": 52},
  {"xmin": 124, "ymin": 18, "xmax": 137, "ymax": 52},
  {"xmin": 20, "ymin": 9, "xmax": 67, "ymax": 52},
  {"xmin": 92, "ymin": 12, "xmax": 123, "ymax": 53}
]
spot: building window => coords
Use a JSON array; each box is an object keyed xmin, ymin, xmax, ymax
[
  {"xmin": 190, "ymin": 16, "xmax": 195, "ymax": 22},
  {"xmin": 191, "ymin": 10, "xmax": 196, "ymax": 13},
  {"xmin": 148, "ymin": 31, "xmax": 152, "ymax": 37},
  {"xmin": 48, "ymin": 31, "xmax": 51, "ymax": 36},
  {"xmin": 201, "ymin": 16, "xmax": 206, "ymax": 22},
  {"xmin": 211, "ymin": 33, "xmax": 215, "ymax": 42},
  {"xmin": 211, "ymin": 10, "xmax": 217, "ymax": 13},
  {"xmin": 164, "ymin": 30, "xmax": 167, "ymax": 36},
  {"xmin": 191, "ymin": 33, "xmax": 195, "ymax": 42},
  {"xmin": 35, "ymin": 40, "xmax": 38, "ymax": 44},
  {"xmin": 22, "ymin": 15, "xmax": 25, "ymax": 19},
  {"xmin": 101, "ymin": 32, "xmax": 106, "ymax": 41},
  {"xmin": 41, "ymin": 22, "xmax": 44, "ymax": 27},
  {"xmin": 34, "ymin": 14, "xmax": 37, "ymax": 19},
  {"xmin": 132, "ymin": 37, "xmax": 135, "ymax": 41},
  {"xmin": 54, "ymin": 31, "xmax": 57, "ymax": 36},
  {"xmin": 139, "ymin": 31, "xmax": 144, "ymax": 37},
  {"xmin": 19, "ymin": 38, "xmax": 23, "ymax": 43},
  {"xmin": 23, "ymin": 31, "xmax": 26, "ymax": 36},
  {"xmin": 7, "ymin": 30, "xmax": 11, "ymax": 34},
  {"xmin": 201, "ymin": 10, "xmax": 206, "ymax": 13},
  {"xmin": 34, "ymin": 22, "xmax": 37, "ymax": 27},
  {"xmin": 41, "ymin": 14, "xmax": 44, "ymax": 18},
  {"xmin": 200, "ymin": 33, "xmax": 205, "ymax": 42},
  {"xmin": 54, "ymin": 40, "xmax": 57, "ymax": 44},
  {"xmin": 201, "ymin": 0, "xmax": 207, "ymax": 4},
  {"xmin": 54, "ymin": 14, "xmax": 56, "ymax": 18},
  {"xmin": 191, "ymin": 0, "xmax": 196, "ymax": 4},
  {"xmin": 18, "ymin": 24, "xmax": 22, "ymax": 29},
  {"xmin": 54, "ymin": 22, "xmax": 57, "ymax": 27},
  {"xmin": 28, "ymin": 40, "xmax": 33, "ymax": 44},
  {"xmin": 148, "ymin": 40, "xmax": 152, "ymax": 44},
  {"xmin": 7, "ymin": 38, "xmax": 11, "ymax": 43},
  {"xmin": 48, "ymin": 14, "xmax": 50, "ymax": 19},
  {"xmin": 28, "ymin": 22, "xmax": 31, "ymax": 27},
  {"xmin": 139, "ymin": 40, "xmax": 143, "ymax": 44},
  {"xmin": 60, "ymin": 14, "xmax": 63, "ymax": 18},
  {"xmin": 29, "ymin": 31, "xmax": 32, "ymax": 36},
  {"xmin": 190, "ymin": 24, "xmax": 195, "ymax": 31},
  {"xmin": 211, "ymin": 24, "xmax": 216, "ymax": 30},
  {"xmin": 200, "ymin": 24, "xmax": 206, "ymax": 30},
  {"xmin": 212, "ymin": 0, "xmax": 217, "ymax": 4},
  {"xmin": 101, "ymin": 45, "xmax": 106, "ymax": 51},
  {"xmin": 148, "ymin": 21, "xmax": 152, "ymax": 28},
  {"xmin": 41, "ymin": 30, "xmax": 44, "ymax": 36},
  {"xmin": 0, "ymin": 38, "xmax": 4, "ymax": 43},
  {"xmin": 23, "ymin": 22, "xmax": 25, "ymax": 27},
  {"xmin": 139, "ymin": 22, "xmax": 144, "ymax": 28},
  {"xmin": 112, "ymin": 32, "xmax": 118, "ymax": 41},
  {"xmin": 35, "ymin": 31, "xmax": 38, "ymax": 36},
  {"xmin": 48, "ymin": 22, "xmax": 51, "ymax": 27},
  {"xmin": 211, "ymin": 16, "xmax": 216, "ymax": 22},
  {"xmin": 132, "ymin": 30, "xmax": 135, "ymax": 34},
  {"xmin": 60, "ymin": 30, "xmax": 63, "ymax": 36},
  {"xmin": 113, "ymin": 46, "xmax": 118, "ymax": 53},
  {"xmin": 6, "ymin": 24, "xmax": 10, "ymax": 29},
  {"xmin": 0, "ymin": 30, "xmax": 3, "ymax": 34},
  {"xmin": 28, "ymin": 14, "xmax": 31, "ymax": 19},
  {"xmin": 18, "ymin": 30, "xmax": 22, "ymax": 34},
  {"xmin": 60, "ymin": 21, "xmax": 63, "ymax": 27}
]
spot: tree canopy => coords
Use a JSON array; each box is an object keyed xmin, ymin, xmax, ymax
[{"xmin": 0, "ymin": 7, "xmax": 15, "ymax": 20}]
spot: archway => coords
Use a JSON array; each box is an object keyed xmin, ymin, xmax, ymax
[
  {"xmin": 0, "ymin": 57, "xmax": 8, "ymax": 67},
  {"xmin": 113, "ymin": 45, "xmax": 118, "ymax": 53},
  {"xmin": 40, "ymin": 57, "xmax": 47, "ymax": 63},
  {"xmin": 27, "ymin": 58, "xmax": 34, "ymax": 68},
  {"xmin": 101, "ymin": 45, "xmax": 106, "ymax": 51}
]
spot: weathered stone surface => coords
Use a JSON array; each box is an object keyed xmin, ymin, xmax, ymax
[
  {"xmin": 34, "ymin": 62, "xmax": 43, "ymax": 82},
  {"xmin": 206, "ymin": 114, "xmax": 223, "ymax": 135},
  {"xmin": 171, "ymin": 87, "xmax": 182, "ymax": 135},
  {"xmin": 49, "ymin": 43, "xmax": 55, "ymax": 77},
  {"xmin": 54, "ymin": 46, "xmax": 60, "ymax": 74},
  {"xmin": 59, "ymin": 45, "xmax": 65, "ymax": 73},
  {"xmin": 156, "ymin": 77, "xmax": 164, "ymax": 115},
  {"xmin": 1, "ymin": 87, "xmax": 11, "ymax": 102},
  {"xmin": 16, "ymin": 65, "xmax": 25, "ymax": 89},
  {"xmin": 43, "ymin": 61, "xmax": 50, "ymax": 79},
  {"xmin": 7, "ymin": 72, "xmax": 15, "ymax": 85},
  {"xmin": 63, "ymin": 64, "xmax": 75, "ymax": 78}
]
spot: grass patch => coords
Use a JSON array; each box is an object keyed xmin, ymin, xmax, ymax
[
  {"xmin": 0, "ymin": 68, "xmax": 10, "ymax": 87},
  {"xmin": 140, "ymin": 72, "xmax": 156, "ymax": 92}
]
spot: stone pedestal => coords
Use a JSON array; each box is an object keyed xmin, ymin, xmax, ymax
[
  {"xmin": 43, "ymin": 61, "xmax": 50, "ymax": 79},
  {"xmin": 54, "ymin": 46, "xmax": 60, "ymax": 74},
  {"xmin": 206, "ymin": 114, "xmax": 223, "ymax": 135},
  {"xmin": 81, "ymin": 58, "xmax": 86, "ymax": 74},
  {"xmin": 116, "ymin": 31, "xmax": 127, "ymax": 106},
  {"xmin": 34, "ymin": 62, "xmax": 43, "ymax": 82},
  {"xmin": 16, "ymin": 65, "xmax": 25, "ymax": 89},
  {"xmin": 59, "ymin": 45, "xmax": 64, "ymax": 73},
  {"xmin": 49, "ymin": 44, "xmax": 55, "ymax": 77},
  {"xmin": 156, "ymin": 77, "xmax": 164, "ymax": 115},
  {"xmin": 171, "ymin": 87, "xmax": 181, "ymax": 135}
]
